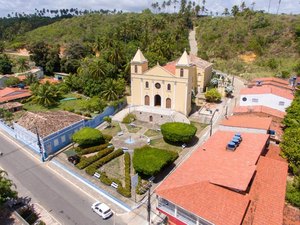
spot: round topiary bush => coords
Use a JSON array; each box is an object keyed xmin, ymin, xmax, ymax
[
  {"xmin": 161, "ymin": 122, "xmax": 197, "ymax": 143},
  {"xmin": 72, "ymin": 127, "xmax": 105, "ymax": 147}
]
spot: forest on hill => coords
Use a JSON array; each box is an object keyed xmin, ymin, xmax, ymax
[{"xmin": 196, "ymin": 9, "xmax": 300, "ymax": 79}]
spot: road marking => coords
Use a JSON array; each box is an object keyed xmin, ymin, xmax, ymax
[{"xmin": 0, "ymin": 130, "xmax": 41, "ymax": 163}]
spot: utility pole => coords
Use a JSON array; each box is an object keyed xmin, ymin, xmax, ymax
[
  {"xmin": 35, "ymin": 127, "xmax": 45, "ymax": 162},
  {"xmin": 210, "ymin": 109, "xmax": 219, "ymax": 136},
  {"xmin": 147, "ymin": 181, "xmax": 152, "ymax": 225}
]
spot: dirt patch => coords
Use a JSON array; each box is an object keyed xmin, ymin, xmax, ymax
[
  {"xmin": 283, "ymin": 204, "xmax": 300, "ymax": 225},
  {"xmin": 239, "ymin": 52, "xmax": 257, "ymax": 63}
]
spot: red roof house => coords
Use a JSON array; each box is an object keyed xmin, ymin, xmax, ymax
[{"xmin": 0, "ymin": 87, "xmax": 31, "ymax": 103}]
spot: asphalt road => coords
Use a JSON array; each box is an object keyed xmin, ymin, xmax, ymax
[{"xmin": 0, "ymin": 131, "xmax": 116, "ymax": 225}]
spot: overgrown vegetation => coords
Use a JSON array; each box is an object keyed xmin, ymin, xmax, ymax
[
  {"xmin": 133, "ymin": 146, "xmax": 178, "ymax": 177},
  {"xmin": 0, "ymin": 170, "xmax": 17, "ymax": 206},
  {"xmin": 205, "ymin": 88, "xmax": 222, "ymax": 102},
  {"xmin": 196, "ymin": 11, "xmax": 300, "ymax": 79},
  {"xmin": 280, "ymin": 91, "xmax": 300, "ymax": 208},
  {"xmin": 161, "ymin": 122, "xmax": 197, "ymax": 144}
]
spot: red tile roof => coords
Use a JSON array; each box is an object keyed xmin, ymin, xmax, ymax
[
  {"xmin": 156, "ymin": 131, "xmax": 269, "ymax": 225},
  {"xmin": 220, "ymin": 115, "xmax": 272, "ymax": 130},
  {"xmin": 39, "ymin": 78, "xmax": 60, "ymax": 84},
  {"xmin": 242, "ymin": 156, "xmax": 288, "ymax": 225},
  {"xmin": 240, "ymin": 85, "xmax": 294, "ymax": 100},
  {"xmin": 265, "ymin": 144, "xmax": 287, "ymax": 162},
  {"xmin": 163, "ymin": 61, "xmax": 176, "ymax": 75},
  {"xmin": 251, "ymin": 77, "xmax": 290, "ymax": 86},
  {"xmin": 233, "ymin": 105, "xmax": 286, "ymax": 119},
  {"xmin": 0, "ymin": 88, "xmax": 31, "ymax": 103}
]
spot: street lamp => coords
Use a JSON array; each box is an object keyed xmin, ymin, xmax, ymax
[{"xmin": 209, "ymin": 109, "xmax": 219, "ymax": 137}]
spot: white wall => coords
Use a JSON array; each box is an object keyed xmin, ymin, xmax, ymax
[{"xmin": 239, "ymin": 93, "xmax": 292, "ymax": 112}]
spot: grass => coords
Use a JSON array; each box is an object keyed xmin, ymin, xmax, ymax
[
  {"xmin": 190, "ymin": 121, "xmax": 207, "ymax": 135},
  {"xmin": 125, "ymin": 124, "xmax": 142, "ymax": 133},
  {"xmin": 64, "ymin": 149, "xmax": 77, "ymax": 157},
  {"xmin": 144, "ymin": 129, "xmax": 161, "ymax": 137},
  {"xmin": 102, "ymin": 154, "xmax": 123, "ymax": 181},
  {"xmin": 150, "ymin": 138, "xmax": 182, "ymax": 153},
  {"xmin": 101, "ymin": 122, "xmax": 121, "ymax": 137}
]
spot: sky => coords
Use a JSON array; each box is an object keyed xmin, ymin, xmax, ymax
[{"xmin": 0, "ymin": 0, "xmax": 299, "ymax": 17}]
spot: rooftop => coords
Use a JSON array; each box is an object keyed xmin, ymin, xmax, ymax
[
  {"xmin": 163, "ymin": 61, "xmax": 176, "ymax": 75},
  {"xmin": 176, "ymin": 50, "xmax": 191, "ymax": 67},
  {"xmin": 39, "ymin": 78, "xmax": 60, "ymax": 84},
  {"xmin": 220, "ymin": 115, "xmax": 272, "ymax": 130},
  {"xmin": 0, "ymin": 102, "xmax": 23, "ymax": 110},
  {"xmin": 131, "ymin": 48, "xmax": 148, "ymax": 63},
  {"xmin": 0, "ymin": 87, "xmax": 31, "ymax": 103},
  {"xmin": 233, "ymin": 105, "xmax": 286, "ymax": 119},
  {"xmin": 242, "ymin": 156, "xmax": 288, "ymax": 225},
  {"xmin": 240, "ymin": 85, "xmax": 294, "ymax": 100},
  {"xmin": 156, "ymin": 131, "xmax": 269, "ymax": 224},
  {"xmin": 16, "ymin": 111, "xmax": 85, "ymax": 138},
  {"xmin": 189, "ymin": 53, "xmax": 213, "ymax": 68}
]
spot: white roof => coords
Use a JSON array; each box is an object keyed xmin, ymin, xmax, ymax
[
  {"xmin": 176, "ymin": 50, "xmax": 191, "ymax": 67},
  {"xmin": 131, "ymin": 49, "xmax": 148, "ymax": 63}
]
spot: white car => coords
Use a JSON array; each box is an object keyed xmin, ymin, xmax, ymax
[{"xmin": 91, "ymin": 202, "xmax": 113, "ymax": 219}]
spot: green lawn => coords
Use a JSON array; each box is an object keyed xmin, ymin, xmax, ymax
[
  {"xmin": 102, "ymin": 154, "xmax": 123, "ymax": 181},
  {"xmin": 101, "ymin": 122, "xmax": 121, "ymax": 137},
  {"xmin": 150, "ymin": 138, "xmax": 182, "ymax": 153},
  {"xmin": 190, "ymin": 121, "xmax": 207, "ymax": 135},
  {"xmin": 125, "ymin": 124, "xmax": 142, "ymax": 133},
  {"xmin": 144, "ymin": 129, "xmax": 161, "ymax": 137}
]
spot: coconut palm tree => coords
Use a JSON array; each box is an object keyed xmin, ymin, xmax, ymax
[
  {"xmin": 30, "ymin": 82, "xmax": 62, "ymax": 107},
  {"xmin": 17, "ymin": 58, "xmax": 29, "ymax": 72}
]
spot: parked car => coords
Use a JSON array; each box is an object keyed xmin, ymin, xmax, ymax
[
  {"xmin": 91, "ymin": 202, "xmax": 113, "ymax": 219},
  {"xmin": 68, "ymin": 155, "xmax": 80, "ymax": 165}
]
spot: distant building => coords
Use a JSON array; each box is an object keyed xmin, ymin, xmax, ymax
[
  {"xmin": 156, "ymin": 131, "xmax": 288, "ymax": 225},
  {"xmin": 0, "ymin": 102, "xmax": 23, "ymax": 112},
  {"xmin": 0, "ymin": 87, "xmax": 31, "ymax": 104},
  {"xmin": 130, "ymin": 49, "xmax": 212, "ymax": 117},
  {"xmin": 249, "ymin": 77, "xmax": 293, "ymax": 91},
  {"xmin": 239, "ymin": 85, "xmax": 293, "ymax": 112},
  {"xmin": 54, "ymin": 72, "xmax": 69, "ymax": 81}
]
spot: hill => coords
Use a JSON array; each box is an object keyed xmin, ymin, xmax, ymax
[{"xmin": 195, "ymin": 12, "xmax": 300, "ymax": 79}]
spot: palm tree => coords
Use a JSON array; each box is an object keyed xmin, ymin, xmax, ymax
[
  {"xmin": 17, "ymin": 58, "xmax": 29, "ymax": 72},
  {"xmin": 89, "ymin": 58, "xmax": 106, "ymax": 80},
  {"xmin": 30, "ymin": 82, "xmax": 62, "ymax": 107},
  {"xmin": 24, "ymin": 72, "xmax": 38, "ymax": 85},
  {"xmin": 101, "ymin": 79, "xmax": 118, "ymax": 101}
]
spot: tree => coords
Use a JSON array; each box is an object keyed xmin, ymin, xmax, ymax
[
  {"xmin": 17, "ymin": 58, "xmax": 29, "ymax": 72},
  {"xmin": 24, "ymin": 73, "xmax": 38, "ymax": 85},
  {"xmin": 0, "ymin": 54, "xmax": 12, "ymax": 74},
  {"xmin": 231, "ymin": 5, "xmax": 240, "ymax": 17},
  {"xmin": 223, "ymin": 8, "xmax": 230, "ymax": 16},
  {"xmin": 29, "ymin": 42, "xmax": 49, "ymax": 70},
  {"xmin": 161, "ymin": 122, "xmax": 197, "ymax": 143},
  {"xmin": 29, "ymin": 82, "xmax": 62, "ymax": 107},
  {"xmin": 205, "ymin": 88, "xmax": 222, "ymax": 102},
  {"xmin": 72, "ymin": 127, "xmax": 105, "ymax": 147},
  {"xmin": 45, "ymin": 46, "xmax": 61, "ymax": 75},
  {"xmin": 0, "ymin": 41, "xmax": 4, "ymax": 53},
  {"xmin": 100, "ymin": 78, "xmax": 125, "ymax": 101},
  {"xmin": 4, "ymin": 76, "xmax": 20, "ymax": 87},
  {"xmin": 103, "ymin": 116, "xmax": 112, "ymax": 127},
  {"xmin": 0, "ymin": 170, "xmax": 17, "ymax": 206}
]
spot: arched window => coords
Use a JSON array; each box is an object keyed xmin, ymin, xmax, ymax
[
  {"xmin": 145, "ymin": 81, "xmax": 149, "ymax": 88},
  {"xmin": 145, "ymin": 95, "xmax": 150, "ymax": 105},
  {"xmin": 166, "ymin": 98, "xmax": 171, "ymax": 108},
  {"xmin": 167, "ymin": 84, "xmax": 171, "ymax": 91},
  {"xmin": 134, "ymin": 65, "xmax": 138, "ymax": 73},
  {"xmin": 180, "ymin": 68, "xmax": 184, "ymax": 77}
]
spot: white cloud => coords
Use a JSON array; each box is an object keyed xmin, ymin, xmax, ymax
[{"xmin": 0, "ymin": 0, "xmax": 299, "ymax": 17}]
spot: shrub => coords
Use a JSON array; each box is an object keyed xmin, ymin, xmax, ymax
[
  {"xmin": 286, "ymin": 176, "xmax": 300, "ymax": 207},
  {"xmin": 133, "ymin": 146, "xmax": 178, "ymax": 177},
  {"xmin": 122, "ymin": 113, "xmax": 136, "ymax": 124},
  {"xmin": 76, "ymin": 148, "xmax": 114, "ymax": 170},
  {"xmin": 99, "ymin": 172, "xmax": 113, "ymax": 186},
  {"xmin": 205, "ymin": 88, "xmax": 222, "ymax": 102},
  {"xmin": 161, "ymin": 122, "xmax": 197, "ymax": 143},
  {"xmin": 85, "ymin": 149, "xmax": 124, "ymax": 175},
  {"xmin": 103, "ymin": 134, "xmax": 113, "ymax": 142},
  {"xmin": 136, "ymin": 176, "xmax": 149, "ymax": 195},
  {"xmin": 72, "ymin": 127, "xmax": 104, "ymax": 147},
  {"xmin": 77, "ymin": 143, "xmax": 109, "ymax": 155}
]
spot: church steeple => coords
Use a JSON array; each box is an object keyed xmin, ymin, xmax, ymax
[
  {"xmin": 131, "ymin": 48, "xmax": 148, "ymax": 74},
  {"xmin": 176, "ymin": 49, "xmax": 191, "ymax": 67}
]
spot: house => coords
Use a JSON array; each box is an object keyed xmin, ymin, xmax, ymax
[
  {"xmin": 0, "ymin": 75, "xmax": 10, "ymax": 88},
  {"xmin": 233, "ymin": 106, "xmax": 285, "ymax": 141},
  {"xmin": 0, "ymin": 87, "xmax": 31, "ymax": 103},
  {"xmin": 39, "ymin": 77, "xmax": 60, "ymax": 84},
  {"xmin": 249, "ymin": 77, "xmax": 293, "ymax": 91},
  {"xmin": 219, "ymin": 115, "xmax": 272, "ymax": 134},
  {"xmin": 54, "ymin": 72, "xmax": 69, "ymax": 81},
  {"xmin": 27, "ymin": 67, "xmax": 44, "ymax": 79},
  {"xmin": 130, "ymin": 49, "xmax": 212, "ymax": 117},
  {"xmin": 156, "ymin": 131, "xmax": 288, "ymax": 225},
  {"xmin": 239, "ymin": 85, "xmax": 294, "ymax": 112},
  {"xmin": 0, "ymin": 102, "xmax": 23, "ymax": 112}
]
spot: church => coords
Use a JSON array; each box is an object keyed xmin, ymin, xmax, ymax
[{"xmin": 130, "ymin": 49, "xmax": 212, "ymax": 116}]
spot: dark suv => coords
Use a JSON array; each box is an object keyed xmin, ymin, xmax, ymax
[{"xmin": 68, "ymin": 155, "xmax": 80, "ymax": 165}]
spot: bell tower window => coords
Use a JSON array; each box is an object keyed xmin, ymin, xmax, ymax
[
  {"xmin": 134, "ymin": 65, "xmax": 138, "ymax": 73},
  {"xmin": 180, "ymin": 68, "xmax": 184, "ymax": 77}
]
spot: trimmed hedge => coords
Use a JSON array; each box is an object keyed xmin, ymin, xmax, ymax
[
  {"xmin": 133, "ymin": 146, "xmax": 178, "ymax": 176},
  {"xmin": 122, "ymin": 113, "xmax": 136, "ymax": 124},
  {"xmin": 72, "ymin": 127, "xmax": 105, "ymax": 147},
  {"xmin": 117, "ymin": 153, "xmax": 131, "ymax": 197},
  {"xmin": 103, "ymin": 134, "xmax": 113, "ymax": 142},
  {"xmin": 85, "ymin": 149, "xmax": 124, "ymax": 175},
  {"xmin": 76, "ymin": 148, "xmax": 114, "ymax": 170},
  {"xmin": 77, "ymin": 143, "xmax": 109, "ymax": 155},
  {"xmin": 161, "ymin": 122, "xmax": 197, "ymax": 143}
]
